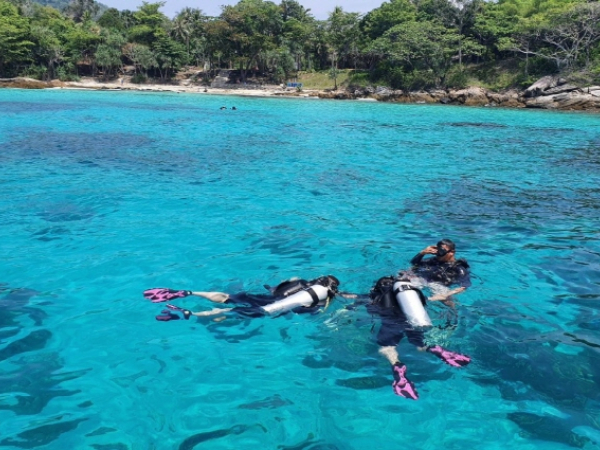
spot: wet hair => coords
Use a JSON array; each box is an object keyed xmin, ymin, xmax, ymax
[
  {"xmin": 311, "ymin": 275, "xmax": 340, "ymax": 293},
  {"xmin": 437, "ymin": 239, "xmax": 456, "ymax": 252},
  {"xmin": 326, "ymin": 275, "xmax": 340, "ymax": 288}
]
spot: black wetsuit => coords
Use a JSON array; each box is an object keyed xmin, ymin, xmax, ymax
[
  {"xmin": 368, "ymin": 254, "xmax": 470, "ymax": 347},
  {"xmin": 408, "ymin": 253, "xmax": 471, "ymax": 288},
  {"xmin": 225, "ymin": 279, "xmax": 324, "ymax": 318},
  {"xmin": 367, "ymin": 276, "xmax": 427, "ymax": 348}
]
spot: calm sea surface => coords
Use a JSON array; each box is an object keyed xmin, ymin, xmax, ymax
[{"xmin": 1, "ymin": 88, "xmax": 599, "ymax": 449}]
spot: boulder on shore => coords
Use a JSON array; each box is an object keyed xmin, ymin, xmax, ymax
[
  {"xmin": 523, "ymin": 76, "xmax": 568, "ymax": 97},
  {"xmin": 0, "ymin": 77, "xmax": 56, "ymax": 89},
  {"xmin": 447, "ymin": 87, "xmax": 489, "ymax": 106},
  {"xmin": 525, "ymin": 91, "xmax": 600, "ymax": 110},
  {"xmin": 522, "ymin": 76, "xmax": 600, "ymax": 111}
]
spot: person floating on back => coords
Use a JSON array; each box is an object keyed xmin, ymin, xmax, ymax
[{"xmin": 144, "ymin": 275, "xmax": 340, "ymax": 321}]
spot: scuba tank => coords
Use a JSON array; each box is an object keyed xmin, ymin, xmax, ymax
[
  {"xmin": 262, "ymin": 284, "xmax": 330, "ymax": 315},
  {"xmin": 393, "ymin": 280, "xmax": 432, "ymax": 328}
]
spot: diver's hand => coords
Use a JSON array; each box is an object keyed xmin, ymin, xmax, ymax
[
  {"xmin": 428, "ymin": 294, "xmax": 456, "ymax": 309},
  {"xmin": 421, "ymin": 245, "xmax": 437, "ymax": 255},
  {"xmin": 429, "ymin": 287, "xmax": 465, "ymax": 301}
]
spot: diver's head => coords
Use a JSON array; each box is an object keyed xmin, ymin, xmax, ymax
[
  {"xmin": 312, "ymin": 275, "xmax": 340, "ymax": 295},
  {"xmin": 436, "ymin": 239, "xmax": 456, "ymax": 260}
]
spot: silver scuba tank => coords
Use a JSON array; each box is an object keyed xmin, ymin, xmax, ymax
[
  {"xmin": 393, "ymin": 281, "xmax": 432, "ymax": 328},
  {"xmin": 261, "ymin": 284, "xmax": 329, "ymax": 315}
]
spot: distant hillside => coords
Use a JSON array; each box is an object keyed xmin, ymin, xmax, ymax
[{"xmin": 31, "ymin": 0, "xmax": 109, "ymax": 15}]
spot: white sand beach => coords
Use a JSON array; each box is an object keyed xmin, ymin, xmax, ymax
[{"xmin": 58, "ymin": 77, "xmax": 322, "ymax": 99}]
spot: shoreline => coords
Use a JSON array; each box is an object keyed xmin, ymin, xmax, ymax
[
  {"xmin": 2, "ymin": 76, "xmax": 600, "ymax": 112},
  {"xmin": 67, "ymin": 78, "xmax": 322, "ymax": 99}
]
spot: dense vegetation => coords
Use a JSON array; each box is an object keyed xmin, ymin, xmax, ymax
[{"xmin": 1, "ymin": 0, "xmax": 600, "ymax": 90}]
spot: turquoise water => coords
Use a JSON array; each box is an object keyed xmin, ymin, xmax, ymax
[{"xmin": 1, "ymin": 88, "xmax": 599, "ymax": 449}]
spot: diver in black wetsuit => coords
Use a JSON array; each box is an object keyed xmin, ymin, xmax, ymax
[
  {"xmin": 155, "ymin": 275, "xmax": 340, "ymax": 320},
  {"xmin": 370, "ymin": 239, "xmax": 472, "ymax": 400},
  {"xmin": 405, "ymin": 238, "xmax": 471, "ymax": 305}
]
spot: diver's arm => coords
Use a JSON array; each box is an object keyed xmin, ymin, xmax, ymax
[
  {"xmin": 428, "ymin": 287, "xmax": 465, "ymax": 301},
  {"xmin": 410, "ymin": 253, "xmax": 425, "ymax": 265},
  {"xmin": 339, "ymin": 294, "xmax": 370, "ymax": 309},
  {"xmin": 410, "ymin": 245, "xmax": 437, "ymax": 265},
  {"xmin": 428, "ymin": 265, "xmax": 471, "ymax": 302}
]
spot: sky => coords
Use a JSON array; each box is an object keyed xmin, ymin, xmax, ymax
[{"xmin": 98, "ymin": 0, "xmax": 383, "ymax": 19}]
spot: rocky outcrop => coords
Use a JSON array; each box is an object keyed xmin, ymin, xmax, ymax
[
  {"xmin": 318, "ymin": 90, "xmax": 355, "ymax": 99},
  {"xmin": 0, "ymin": 77, "xmax": 57, "ymax": 89},
  {"xmin": 328, "ymin": 85, "xmax": 525, "ymax": 108},
  {"xmin": 523, "ymin": 76, "xmax": 566, "ymax": 97},
  {"xmin": 319, "ymin": 76, "xmax": 600, "ymax": 111},
  {"xmin": 487, "ymin": 90, "xmax": 522, "ymax": 107},
  {"xmin": 524, "ymin": 91, "xmax": 600, "ymax": 110},
  {"xmin": 513, "ymin": 75, "xmax": 600, "ymax": 110},
  {"xmin": 520, "ymin": 78, "xmax": 600, "ymax": 110},
  {"xmin": 447, "ymin": 87, "xmax": 489, "ymax": 106}
]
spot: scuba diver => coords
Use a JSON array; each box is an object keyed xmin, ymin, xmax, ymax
[
  {"xmin": 404, "ymin": 238, "xmax": 471, "ymax": 306},
  {"xmin": 369, "ymin": 239, "xmax": 472, "ymax": 400},
  {"xmin": 144, "ymin": 275, "xmax": 341, "ymax": 321}
]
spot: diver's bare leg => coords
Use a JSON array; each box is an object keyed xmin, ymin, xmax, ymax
[
  {"xmin": 190, "ymin": 291, "xmax": 230, "ymax": 303},
  {"xmin": 192, "ymin": 308, "xmax": 233, "ymax": 317},
  {"xmin": 191, "ymin": 307, "xmax": 233, "ymax": 317},
  {"xmin": 379, "ymin": 346, "xmax": 401, "ymax": 365}
]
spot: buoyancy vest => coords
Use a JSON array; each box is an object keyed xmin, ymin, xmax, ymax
[
  {"xmin": 369, "ymin": 276, "xmax": 398, "ymax": 309},
  {"xmin": 370, "ymin": 276, "xmax": 427, "ymax": 308},
  {"xmin": 415, "ymin": 259, "xmax": 470, "ymax": 285},
  {"xmin": 369, "ymin": 276, "xmax": 431, "ymax": 327},
  {"xmin": 271, "ymin": 279, "xmax": 311, "ymax": 298}
]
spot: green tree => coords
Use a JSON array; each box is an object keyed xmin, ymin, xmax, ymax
[
  {"xmin": 29, "ymin": 5, "xmax": 74, "ymax": 79},
  {"xmin": 279, "ymin": 0, "xmax": 311, "ymax": 22},
  {"xmin": 377, "ymin": 20, "xmax": 472, "ymax": 87},
  {"xmin": 152, "ymin": 28, "xmax": 185, "ymax": 80},
  {"xmin": 0, "ymin": 0, "xmax": 33, "ymax": 76},
  {"xmin": 95, "ymin": 29, "xmax": 124, "ymax": 79},
  {"xmin": 202, "ymin": 18, "xmax": 232, "ymax": 72},
  {"xmin": 172, "ymin": 7, "xmax": 205, "ymax": 64},
  {"xmin": 97, "ymin": 8, "xmax": 127, "ymax": 31},
  {"xmin": 221, "ymin": 0, "xmax": 283, "ymax": 81},
  {"xmin": 29, "ymin": 24, "xmax": 63, "ymax": 79},
  {"xmin": 326, "ymin": 6, "xmax": 362, "ymax": 70},
  {"xmin": 281, "ymin": 17, "xmax": 313, "ymax": 71},
  {"xmin": 516, "ymin": 2, "xmax": 600, "ymax": 69},
  {"xmin": 123, "ymin": 42, "xmax": 156, "ymax": 74},
  {"xmin": 63, "ymin": 0, "xmax": 99, "ymax": 23},
  {"xmin": 128, "ymin": 1, "xmax": 169, "ymax": 47},
  {"xmin": 64, "ymin": 22, "xmax": 100, "ymax": 72},
  {"xmin": 360, "ymin": 0, "xmax": 416, "ymax": 40}
]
